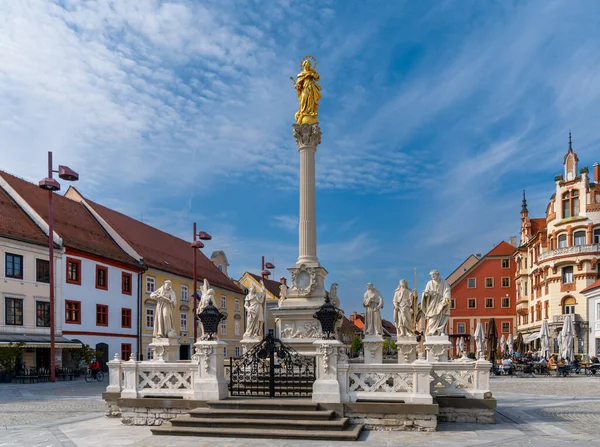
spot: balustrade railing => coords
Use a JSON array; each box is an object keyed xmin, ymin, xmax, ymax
[{"xmin": 538, "ymin": 244, "xmax": 600, "ymax": 262}]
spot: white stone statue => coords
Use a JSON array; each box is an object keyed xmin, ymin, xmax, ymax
[
  {"xmin": 279, "ymin": 283, "xmax": 287, "ymax": 306},
  {"xmin": 363, "ymin": 283, "xmax": 383, "ymax": 336},
  {"xmin": 150, "ymin": 279, "xmax": 177, "ymax": 338},
  {"xmin": 393, "ymin": 279, "xmax": 414, "ymax": 337},
  {"xmin": 197, "ymin": 279, "xmax": 215, "ymax": 337},
  {"xmin": 329, "ymin": 283, "xmax": 340, "ymax": 307},
  {"xmin": 244, "ymin": 281, "xmax": 265, "ymax": 338},
  {"xmin": 420, "ymin": 270, "xmax": 451, "ymax": 336},
  {"xmin": 457, "ymin": 336, "xmax": 466, "ymax": 358}
]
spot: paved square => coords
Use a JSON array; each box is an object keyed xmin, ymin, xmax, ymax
[{"xmin": 0, "ymin": 377, "xmax": 598, "ymax": 446}]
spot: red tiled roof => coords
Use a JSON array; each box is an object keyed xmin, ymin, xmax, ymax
[
  {"xmin": 80, "ymin": 195, "xmax": 242, "ymax": 294},
  {"xmin": 581, "ymin": 279, "xmax": 600, "ymax": 293},
  {"xmin": 486, "ymin": 241, "xmax": 516, "ymax": 257},
  {"xmin": 382, "ymin": 319, "xmax": 396, "ymax": 334},
  {"xmin": 530, "ymin": 218, "xmax": 547, "ymax": 235},
  {"xmin": 349, "ymin": 312, "xmax": 365, "ymax": 330},
  {"xmin": 0, "ymin": 187, "xmax": 48, "ymax": 246},
  {"xmin": 340, "ymin": 315, "xmax": 361, "ymax": 333},
  {"xmin": 0, "ymin": 171, "xmax": 139, "ymax": 267},
  {"xmin": 248, "ymin": 273, "xmax": 285, "ymax": 298}
]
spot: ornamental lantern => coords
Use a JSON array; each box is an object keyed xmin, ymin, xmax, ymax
[
  {"xmin": 198, "ymin": 299, "xmax": 226, "ymax": 340},
  {"xmin": 313, "ymin": 295, "xmax": 341, "ymax": 339}
]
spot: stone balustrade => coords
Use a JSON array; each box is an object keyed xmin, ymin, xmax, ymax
[{"xmin": 537, "ymin": 243, "xmax": 600, "ymax": 263}]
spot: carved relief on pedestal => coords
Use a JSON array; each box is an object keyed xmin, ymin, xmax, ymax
[
  {"xmin": 280, "ymin": 321, "xmax": 323, "ymax": 339},
  {"xmin": 289, "ymin": 264, "xmax": 318, "ymax": 297},
  {"xmin": 192, "ymin": 345, "xmax": 213, "ymax": 375},
  {"xmin": 398, "ymin": 343, "xmax": 416, "ymax": 363},
  {"xmin": 426, "ymin": 344, "xmax": 447, "ymax": 362}
]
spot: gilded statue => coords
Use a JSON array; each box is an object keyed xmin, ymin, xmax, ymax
[{"xmin": 291, "ymin": 56, "xmax": 321, "ymax": 125}]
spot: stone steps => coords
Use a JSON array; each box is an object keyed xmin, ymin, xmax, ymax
[{"xmin": 150, "ymin": 399, "xmax": 364, "ymax": 441}]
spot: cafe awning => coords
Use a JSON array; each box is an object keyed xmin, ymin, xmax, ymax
[{"xmin": 0, "ymin": 333, "xmax": 82, "ymax": 349}]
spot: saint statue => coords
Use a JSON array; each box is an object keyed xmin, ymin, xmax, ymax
[
  {"xmin": 392, "ymin": 279, "xmax": 414, "ymax": 337},
  {"xmin": 420, "ymin": 270, "xmax": 451, "ymax": 336},
  {"xmin": 196, "ymin": 279, "xmax": 215, "ymax": 337},
  {"xmin": 291, "ymin": 56, "xmax": 321, "ymax": 125},
  {"xmin": 150, "ymin": 279, "xmax": 177, "ymax": 338},
  {"xmin": 278, "ymin": 283, "xmax": 287, "ymax": 306},
  {"xmin": 363, "ymin": 283, "xmax": 383, "ymax": 336},
  {"xmin": 329, "ymin": 283, "xmax": 340, "ymax": 307},
  {"xmin": 244, "ymin": 282, "xmax": 265, "ymax": 338}
]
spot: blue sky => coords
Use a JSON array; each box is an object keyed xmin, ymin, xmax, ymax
[{"xmin": 2, "ymin": 0, "xmax": 600, "ymax": 321}]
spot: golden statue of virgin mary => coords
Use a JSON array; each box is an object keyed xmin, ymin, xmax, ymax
[{"xmin": 291, "ymin": 56, "xmax": 321, "ymax": 125}]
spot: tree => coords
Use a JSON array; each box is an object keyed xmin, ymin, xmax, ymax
[
  {"xmin": 0, "ymin": 342, "xmax": 24, "ymax": 372},
  {"xmin": 70, "ymin": 344, "xmax": 102, "ymax": 368},
  {"xmin": 351, "ymin": 336, "xmax": 363, "ymax": 355}
]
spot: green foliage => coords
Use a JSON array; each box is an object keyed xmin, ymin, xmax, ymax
[
  {"xmin": 351, "ymin": 336, "xmax": 363, "ymax": 354},
  {"xmin": 467, "ymin": 352, "xmax": 476, "ymax": 359},
  {"xmin": 383, "ymin": 339, "xmax": 397, "ymax": 353},
  {"xmin": 70, "ymin": 344, "xmax": 102, "ymax": 367},
  {"xmin": 0, "ymin": 342, "xmax": 25, "ymax": 371}
]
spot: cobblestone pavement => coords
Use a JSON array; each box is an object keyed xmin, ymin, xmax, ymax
[{"xmin": 0, "ymin": 377, "xmax": 599, "ymax": 446}]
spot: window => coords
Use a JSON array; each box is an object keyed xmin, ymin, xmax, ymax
[
  {"xmin": 36, "ymin": 259, "xmax": 50, "ymax": 283},
  {"xmin": 597, "ymin": 302, "xmax": 600, "ymax": 320},
  {"xmin": 524, "ymin": 280, "xmax": 528, "ymax": 296},
  {"xmin": 180, "ymin": 312, "xmax": 187, "ymax": 331},
  {"xmin": 121, "ymin": 308, "xmax": 132, "ymax": 328},
  {"xmin": 501, "ymin": 259, "xmax": 510, "ymax": 269},
  {"xmin": 36, "ymin": 301, "xmax": 50, "ymax": 327},
  {"xmin": 594, "ymin": 228, "xmax": 600, "ymax": 244},
  {"xmin": 121, "ymin": 344, "xmax": 132, "ymax": 362},
  {"xmin": 234, "ymin": 298, "xmax": 240, "ymax": 312},
  {"xmin": 562, "ymin": 190, "xmax": 579, "ymax": 218},
  {"xmin": 467, "ymin": 278, "xmax": 476, "ymax": 288},
  {"xmin": 485, "ymin": 298, "xmax": 494, "ymax": 308},
  {"xmin": 180, "ymin": 285, "xmax": 189, "ymax": 303},
  {"xmin": 145, "ymin": 306, "xmax": 155, "ymax": 329},
  {"xmin": 122, "ymin": 273, "xmax": 132, "ymax": 295},
  {"xmin": 65, "ymin": 300, "xmax": 81, "ymax": 324},
  {"xmin": 146, "ymin": 276, "xmax": 156, "ymax": 294},
  {"xmin": 5, "ymin": 253, "xmax": 23, "ymax": 279},
  {"xmin": 485, "ymin": 278, "xmax": 494, "ymax": 288},
  {"xmin": 450, "ymin": 299, "xmax": 456, "ymax": 309},
  {"xmin": 234, "ymin": 318, "xmax": 241, "ymax": 336},
  {"xmin": 468, "ymin": 298, "xmax": 476, "ymax": 309},
  {"xmin": 573, "ymin": 230, "xmax": 586, "ymax": 246},
  {"xmin": 558, "ymin": 234, "xmax": 568, "ymax": 248},
  {"xmin": 457, "ymin": 323, "xmax": 466, "ymax": 334},
  {"xmin": 220, "ymin": 319, "xmax": 227, "ymax": 336},
  {"xmin": 220, "ymin": 296, "xmax": 227, "ymax": 309},
  {"xmin": 563, "ymin": 296, "xmax": 576, "ymax": 315},
  {"xmin": 146, "ymin": 346, "xmax": 153, "ymax": 360},
  {"xmin": 223, "ymin": 346, "xmax": 227, "ymax": 357},
  {"xmin": 235, "ymin": 346, "xmax": 241, "ymax": 357},
  {"xmin": 544, "ymin": 301, "xmax": 549, "ymax": 319},
  {"xmin": 96, "ymin": 304, "xmax": 108, "ymax": 326},
  {"xmin": 501, "ymin": 297, "xmax": 510, "ymax": 308},
  {"xmin": 66, "ymin": 257, "xmax": 81, "ymax": 285},
  {"xmin": 96, "ymin": 265, "xmax": 108, "ymax": 290},
  {"xmin": 501, "ymin": 277, "xmax": 510, "ymax": 288},
  {"xmin": 502, "ymin": 322, "xmax": 510, "ymax": 333},
  {"xmin": 562, "ymin": 266, "xmax": 574, "ymax": 284},
  {"xmin": 217, "ymin": 264, "xmax": 223, "ymax": 272},
  {"xmin": 5, "ymin": 297, "xmax": 23, "ymax": 325}
]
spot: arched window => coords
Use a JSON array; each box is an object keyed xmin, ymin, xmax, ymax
[
  {"xmin": 562, "ymin": 296, "xmax": 576, "ymax": 315},
  {"xmin": 573, "ymin": 230, "xmax": 586, "ymax": 246},
  {"xmin": 558, "ymin": 234, "xmax": 568, "ymax": 248}
]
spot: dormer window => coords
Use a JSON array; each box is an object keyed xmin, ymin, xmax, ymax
[{"xmin": 562, "ymin": 190, "xmax": 579, "ymax": 219}]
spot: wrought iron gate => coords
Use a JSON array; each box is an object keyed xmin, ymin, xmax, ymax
[{"xmin": 227, "ymin": 333, "xmax": 315, "ymax": 397}]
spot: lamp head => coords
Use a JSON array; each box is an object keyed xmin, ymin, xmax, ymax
[
  {"xmin": 265, "ymin": 262, "xmax": 275, "ymax": 269},
  {"xmin": 198, "ymin": 231, "xmax": 212, "ymax": 241},
  {"xmin": 38, "ymin": 178, "xmax": 60, "ymax": 191},
  {"xmin": 58, "ymin": 165, "xmax": 79, "ymax": 182},
  {"xmin": 191, "ymin": 240, "xmax": 205, "ymax": 249}
]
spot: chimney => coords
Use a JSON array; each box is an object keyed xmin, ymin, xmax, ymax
[
  {"xmin": 509, "ymin": 236, "xmax": 517, "ymax": 246},
  {"xmin": 280, "ymin": 277, "xmax": 287, "ymax": 285},
  {"xmin": 594, "ymin": 163, "xmax": 599, "ymax": 183},
  {"xmin": 350, "ymin": 311, "xmax": 358, "ymax": 322}
]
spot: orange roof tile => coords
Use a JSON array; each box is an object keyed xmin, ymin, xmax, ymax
[{"xmin": 581, "ymin": 279, "xmax": 600, "ymax": 293}]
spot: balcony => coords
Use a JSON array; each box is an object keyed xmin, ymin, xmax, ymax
[
  {"xmin": 516, "ymin": 298, "xmax": 528, "ymax": 315},
  {"xmin": 538, "ymin": 244, "xmax": 600, "ymax": 263},
  {"xmin": 551, "ymin": 313, "xmax": 584, "ymax": 324}
]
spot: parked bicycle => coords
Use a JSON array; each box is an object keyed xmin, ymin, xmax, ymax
[{"xmin": 84, "ymin": 368, "xmax": 104, "ymax": 383}]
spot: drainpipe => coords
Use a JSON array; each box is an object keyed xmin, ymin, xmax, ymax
[{"xmin": 137, "ymin": 264, "xmax": 148, "ymax": 360}]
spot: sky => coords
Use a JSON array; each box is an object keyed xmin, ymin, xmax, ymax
[{"xmin": 2, "ymin": 0, "xmax": 600, "ymax": 322}]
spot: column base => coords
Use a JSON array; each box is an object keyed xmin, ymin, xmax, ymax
[
  {"xmin": 363, "ymin": 335, "xmax": 384, "ymax": 364},
  {"xmin": 423, "ymin": 335, "xmax": 451, "ymax": 362}
]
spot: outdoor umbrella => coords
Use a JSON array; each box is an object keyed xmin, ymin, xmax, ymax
[
  {"xmin": 485, "ymin": 318, "xmax": 498, "ymax": 365},
  {"xmin": 559, "ymin": 315, "xmax": 576, "ymax": 361},
  {"xmin": 474, "ymin": 322, "xmax": 485, "ymax": 359},
  {"xmin": 499, "ymin": 334, "xmax": 507, "ymax": 356},
  {"xmin": 507, "ymin": 334, "xmax": 514, "ymax": 356},
  {"xmin": 539, "ymin": 319, "xmax": 551, "ymax": 359}
]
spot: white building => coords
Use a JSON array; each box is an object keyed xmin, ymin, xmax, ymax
[{"xmin": 582, "ymin": 279, "xmax": 600, "ymax": 358}]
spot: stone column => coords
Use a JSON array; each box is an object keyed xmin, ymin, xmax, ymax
[
  {"xmin": 192, "ymin": 340, "xmax": 228, "ymax": 401},
  {"xmin": 362, "ymin": 335, "xmax": 383, "ymax": 364},
  {"xmin": 120, "ymin": 356, "xmax": 138, "ymax": 399},
  {"xmin": 313, "ymin": 339, "xmax": 343, "ymax": 403},
  {"xmin": 106, "ymin": 353, "xmax": 123, "ymax": 393},
  {"xmin": 293, "ymin": 123, "xmax": 321, "ymax": 267},
  {"xmin": 423, "ymin": 335, "xmax": 452, "ymax": 363},
  {"xmin": 396, "ymin": 335, "xmax": 418, "ymax": 364}
]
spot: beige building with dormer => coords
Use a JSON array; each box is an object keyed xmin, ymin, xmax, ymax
[{"xmin": 515, "ymin": 135, "xmax": 600, "ymax": 358}]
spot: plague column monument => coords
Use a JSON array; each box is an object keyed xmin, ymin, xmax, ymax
[{"xmin": 272, "ymin": 56, "xmax": 328, "ymax": 353}]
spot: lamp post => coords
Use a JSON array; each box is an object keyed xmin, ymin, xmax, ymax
[
  {"xmin": 191, "ymin": 223, "xmax": 212, "ymax": 342},
  {"xmin": 261, "ymin": 257, "xmax": 275, "ymax": 337},
  {"xmin": 38, "ymin": 152, "xmax": 79, "ymax": 383}
]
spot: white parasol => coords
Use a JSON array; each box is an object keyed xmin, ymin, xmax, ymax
[
  {"xmin": 474, "ymin": 322, "xmax": 484, "ymax": 359},
  {"xmin": 539, "ymin": 319, "xmax": 551, "ymax": 359},
  {"xmin": 507, "ymin": 334, "xmax": 514, "ymax": 356},
  {"xmin": 499, "ymin": 334, "xmax": 507, "ymax": 355},
  {"xmin": 559, "ymin": 315, "xmax": 576, "ymax": 361}
]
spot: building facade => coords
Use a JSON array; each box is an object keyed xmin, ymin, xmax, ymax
[
  {"xmin": 449, "ymin": 241, "xmax": 517, "ymax": 357},
  {"xmin": 515, "ymin": 136, "xmax": 600, "ymax": 358},
  {"xmin": 582, "ymin": 279, "xmax": 600, "ymax": 358}
]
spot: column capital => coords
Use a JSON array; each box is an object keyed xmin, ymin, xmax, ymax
[{"xmin": 293, "ymin": 123, "xmax": 321, "ymax": 149}]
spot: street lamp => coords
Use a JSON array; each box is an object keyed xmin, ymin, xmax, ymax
[
  {"xmin": 38, "ymin": 152, "xmax": 79, "ymax": 383},
  {"xmin": 191, "ymin": 223, "xmax": 212, "ymax": 342},
  {"xmin": 261, "ymin": 257, "xmax": 275, "ymax": 337}
]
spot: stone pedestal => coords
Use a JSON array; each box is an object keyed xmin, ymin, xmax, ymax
[
  {"xmin": 106, "ymin": 354, "xmax": 123, "ymax": 393},
  {"xmin": 363, "ymin": 335, "xmax": 384, "ymax": 364},
  {"xmin": 192, "ymin": 340, "xmax": 228, "ymax": 401},
  {"xmin": 240, "ymin": 337, "xmax": 261, "ymax": 354},
  {"xmin": 120, "ymin": 357, "xmax": 138, "ymax": 398},
  {"xmin": 149, "ymin": 337, "xmax": 179, "ymax": 362},
  {"xmin": 312, "ymin": 339, "xmax": 343, "ymax": 403},
  {"xmin": 423, "ymin": 335, "xmax": 452, "ymax": 362},
  {"xmin": 396, "ymin": 336, "xmax": 418, "ymax": 364}
]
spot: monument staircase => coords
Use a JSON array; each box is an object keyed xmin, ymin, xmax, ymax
[{"xmin": 150, "ymin": 399, "xmax": 364, "ymax": 441}]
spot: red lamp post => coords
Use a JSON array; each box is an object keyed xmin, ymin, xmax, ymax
[
  {"xmin": 191, "ymin": 223, "xmax": 212, "ymax": 342},
  {"xmin": 261, "ymin": 257, "xmax": 275, "ymax": 336},
  {"xmin": 38, "ymin": 152, "xmax": 79, "ymax": 383}
]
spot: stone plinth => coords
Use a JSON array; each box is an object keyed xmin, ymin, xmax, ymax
[
  {"xmin": 192, "ymin": 340, "xmax": 228, "ymax": 401},
  {"xmin": 106, "ymin": 354, "xmax": 123, "ymax": 393},
  {"xmin": 149, "ymin": 337, "xmax": 179, "ymax": 362},
  {"xmin": 240, "ymin": 337, "xmax": 261, "ymax": 354},
  {"xmin": 396, "ymin": 336, "xmax": 418, "ymax": 364},
  {"xmin": 423, "ymin": 335, "xmax": 451, "ymax": 362},
  {"xmin": 363, "ymin": 335, "xmax": 384, "ymax": 364},
  {"xmin": 313, "ymin": 339, "xmax": 343, "ymax": 403}
]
